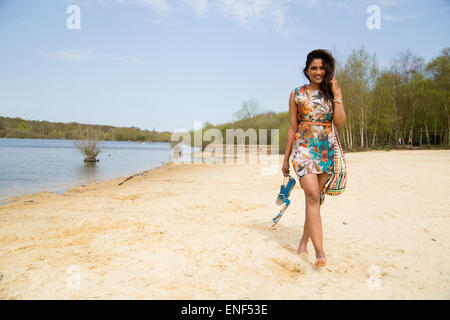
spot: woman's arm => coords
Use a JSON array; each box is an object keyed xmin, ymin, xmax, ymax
[
  {"xmin": 283, "ymin": 90, "xmax": 299, "ymax": 164},
  {"xmin": 331, "ymin": 79, "xmax": 346, "ymax": 128}
]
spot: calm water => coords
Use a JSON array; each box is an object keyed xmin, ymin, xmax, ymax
[{"xmin": 0, "ymin": 138, "xmax": 192, "ymax": 201}]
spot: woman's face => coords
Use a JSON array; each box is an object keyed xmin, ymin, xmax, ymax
[{"xmin": 307, "ymin": 58, "xmax": 325, "ymax": 85}]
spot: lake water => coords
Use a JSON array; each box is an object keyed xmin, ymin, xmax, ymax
[{"xmin": 0, "ymin": 138, "xmax": 193, "ymax": 201}]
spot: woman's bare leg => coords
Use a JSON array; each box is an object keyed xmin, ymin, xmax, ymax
[
  {"xmin": 298, "ymin": 173, "xmax": 330, "ymax": 255},
  {"xmin": 297, "ymin": 218, "xmax": 310, "ymax": 255},
  {"xmin": 298, "ymin": 172, "xmax": 330, "ymax": 249},
  {"xmin": 297, "ymin": 173, "xmax": 330, "ymax": 267}
]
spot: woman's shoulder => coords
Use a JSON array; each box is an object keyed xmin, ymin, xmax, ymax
[
  {"xmin": 292, "ymin": 84, "xmax": 307, "ymax": 99},
  {"xmin": 292, "ymin": 84, "xmax": 308, "ymax": 104},
  {"xmin": 294, "ymin": 84, "xmax": 307, "ymax": 93}
]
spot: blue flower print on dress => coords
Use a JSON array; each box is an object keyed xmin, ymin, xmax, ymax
[{"xmin": 308, "ymin": 137, "xmax": 322, "ymax": 160}]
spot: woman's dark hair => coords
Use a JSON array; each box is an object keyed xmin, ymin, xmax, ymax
[{"xmin": 303, "ymin": 49, "xmax": 336, "ymax": 104}]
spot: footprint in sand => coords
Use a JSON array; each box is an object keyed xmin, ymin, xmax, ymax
[
  {"xmin": 114, "ymin": 194, "xmax": 142, "ymax": 201},
  {"xmin": 268, "ymin": 258, "xmax": 306, "ymax": 276}
]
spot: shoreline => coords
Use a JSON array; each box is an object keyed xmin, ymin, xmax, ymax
[
  {"xmin": 0, "ymin": 161, "xmax": 174, "ymax": 205},
  {"xmin": 0, "ymin": 138, "xmax": 176, "ymax": 204},
  {"xmin": 0, "ymin": 160, "xmax": 174, "ymax": 206},
  {"xmin": 1, "ymin": 146, "xmax": 447, "ymax": 205},
  {"xmin": 1, "ymin": 146, "xmax": 448, "ymax": 205}
]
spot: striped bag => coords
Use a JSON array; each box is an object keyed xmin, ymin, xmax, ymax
[{"xmin": 324, "ymin": 122, "xmax": 348, "ymax": 196}]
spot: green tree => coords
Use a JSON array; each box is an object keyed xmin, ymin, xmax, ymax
[{"xmin": 425, "ymin": 48, "xmax": 450, "ymax": 147}]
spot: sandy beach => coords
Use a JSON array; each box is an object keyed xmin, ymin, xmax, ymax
[{"xmin": 0, "ymin": 149, "xmax": 449, "ymax": 299}]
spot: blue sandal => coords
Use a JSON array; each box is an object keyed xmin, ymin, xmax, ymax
[{"xmin": 272, "ymin": 175, "xmax": 296, "ymax": 226}]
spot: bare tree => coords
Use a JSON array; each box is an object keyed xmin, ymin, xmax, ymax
[
  {"xmin": 392, "ymin": 49, "xmax": 425, "ymax": 84},
  {"xmin": 75, "ymin": 129, "xmax": 101, "ymax": 162},
  {"xmin": 343, "ymin": 46, "xmax": 378, "ymax": 149},
  {"xmin": 233, "ymin": 99, "xmax": 261, "ymax": 121},
  {"xmin": 390, "ymin": 49, "xmax": 426, "ymax": 146}
]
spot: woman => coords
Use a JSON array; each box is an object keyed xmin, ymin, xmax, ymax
[{"xmin": 282, "ymin": 49, "xmax": 346, "ymax": 268}]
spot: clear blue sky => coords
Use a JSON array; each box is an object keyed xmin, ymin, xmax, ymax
[{"xmin": 0, "ymin": 0, "xmax": 449, "ymax": 132}]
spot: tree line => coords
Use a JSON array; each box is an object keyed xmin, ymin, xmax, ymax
[
  {"xmin": 335, "ymin": 46, "xmax": 449, "ymax": 150},
  {"xmin": 188, "ymin": 46, "xmax": 449, "ymax": 153},
  {"xmin": 0, "ymin": 117, "xmax": 172, "ymax": 142}
]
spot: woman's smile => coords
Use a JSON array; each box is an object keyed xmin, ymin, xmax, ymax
[{"xmin": 314, "ymin": 75, "xmax": 323, "ymax": 80}]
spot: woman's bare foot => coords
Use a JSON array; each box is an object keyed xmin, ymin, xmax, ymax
[
  {"xmin": 314, "ymin": 253, "xmax": 326, "ymax": 268},
  {"xmin": 297, "ymin": 238, "xmax": 308, "ymax": 256}
]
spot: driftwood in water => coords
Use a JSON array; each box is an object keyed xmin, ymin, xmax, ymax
[
  {"xmin": 118, "ymin": 174, "xmax": 137, "ymax": 186},
  {"xmin": 118, "ymin": 170, "xmax": 150, "ymax": 186}
]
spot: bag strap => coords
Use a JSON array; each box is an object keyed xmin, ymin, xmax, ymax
[{"xmin": 332, "ymin": 122, "xmax": 347, "ymax": 172}]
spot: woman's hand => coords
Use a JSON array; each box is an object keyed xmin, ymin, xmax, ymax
[
  {"xmin": 330, "ymin": 76, "xmax": 346, "ymax": 128},
  {"xmin": 330, "ymin": 77, "xmax": 341, "ymax": 96},
  {"xmin": 282, "ymin": 160, "xmax": 290, "ymax": 177}
]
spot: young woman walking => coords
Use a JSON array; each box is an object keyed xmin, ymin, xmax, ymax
[{"xmin": 282, "ymin": 49, "xmax": 346, "ymax": 268}]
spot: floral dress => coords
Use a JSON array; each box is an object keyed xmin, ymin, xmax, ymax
[{"xmin": 291, "ymin": 84, "xmax": 335, "ymax": 179}]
